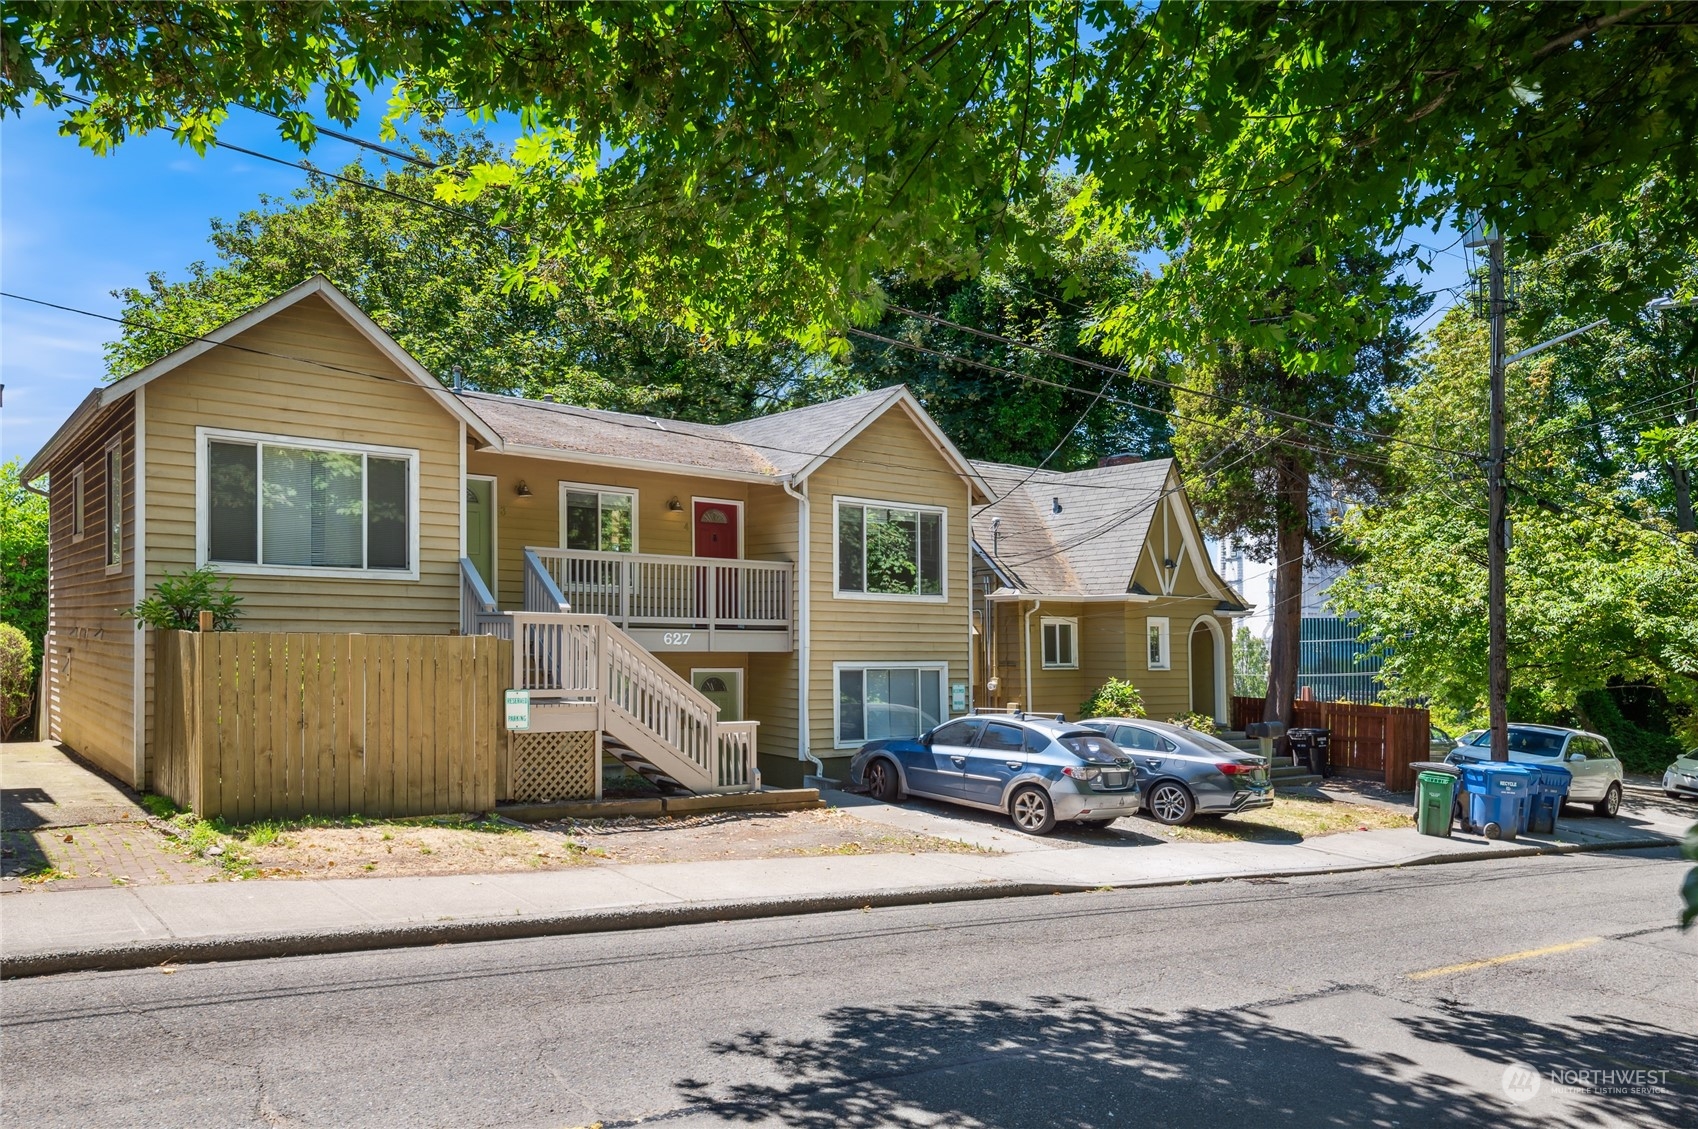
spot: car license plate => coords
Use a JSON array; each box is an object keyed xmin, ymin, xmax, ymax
[{"xmin": 1099, "ymin": 770, "xmax": 1130, "ymax": 790}]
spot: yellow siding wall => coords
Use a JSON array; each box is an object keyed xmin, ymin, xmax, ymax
[
  {"xmin": 143, "ymin": 293, "xmax": 464, "ymax": 635},
  {"xmin": 44, "ymin": 398, "xmax": 138, "ymax": 783},
  {"xmin": 141, "ymin": 296, "xmax": 465, "ymax": 783},
  {"xmin": 806, "ymin": 408, "xmax": 972, "ymax": 768}
]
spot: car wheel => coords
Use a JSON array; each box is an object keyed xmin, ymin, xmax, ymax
[
  {"xmin": 1145, "ymin": 781, "xmax": 1196, "ymax": 826},
  {"xmin": 1594, "ymin": 782, "xmax": 1621, "ymax": 818},
  {"xmin": 1009, "ymin": 785, "xmax": 1057, "ymax": 835},
  {"xmin": 866, "ymin": 757, "xmax": 901, "ymax": 803}
]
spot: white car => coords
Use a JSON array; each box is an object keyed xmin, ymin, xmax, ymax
[
  {"xmin": 1449, "ymin": 724, "xmax": 1624, "ymax": 817},
  {"xmin": 1664, "ymin": 750, "xmax": 1698, "ymax": 800}
]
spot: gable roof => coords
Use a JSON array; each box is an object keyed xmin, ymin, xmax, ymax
[
  {"xmin": 22, "ymin": 275, "xmax": 500, "ymax": 480},
  {"xmin": 462, "ymin": 384, "xmax": 991, "ymax": 497},
  {"xmin": 970, "ymin": 457, "xmax": 1245, "ymax": 606}
]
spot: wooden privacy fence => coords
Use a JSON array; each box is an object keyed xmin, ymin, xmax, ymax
[
  {"xmin": 152, "ymin": 630, "xmax": 511, "ymax": 821},
  {"xmin": 1231, "ymin": 695, "xmax": 1432, "ymax": 792}
]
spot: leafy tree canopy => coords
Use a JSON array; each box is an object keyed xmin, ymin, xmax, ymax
[
  {"xmin": 1328, "ymin": 308, "xmax": 1698, "ymax": 724},
  {"xmin": 0, "ymin": 458, "xmax": 49, "ymax": 663},
  {"xmin": 107, "ymin": 132, "xmax": 837, "ymax": 422},
  {"xmin": 9, "ymin": 3, "xmax": 1695, "ymax": 368}
]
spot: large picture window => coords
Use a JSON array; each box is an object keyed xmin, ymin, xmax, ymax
[
  {"xmin": 836, "ymin": 663, "xmax": 947, "ymax": 746},
  {"xmin": 199, "ymin": 429, "xmax": 416, "ymax": 577},
  {"xmin": 562, "ymin": 485, "xmax": 635, "ymax": 553},
  {"xmin": 835, "ymin": 498, "xmax": 944, "ymax": 598}
]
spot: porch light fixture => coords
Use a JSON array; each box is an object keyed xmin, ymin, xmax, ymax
[
  {"xmin": 668, "ymin": 497, "xmax": 683, "ymax": 511},
  {"xmin": 514, "ymin": 480, "xmax": 533, "ymax": 497}
]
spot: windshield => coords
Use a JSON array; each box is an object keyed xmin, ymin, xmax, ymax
[{"xmin": 1466, "ymin": 728, "xmax": 1567, "ymax": 757}]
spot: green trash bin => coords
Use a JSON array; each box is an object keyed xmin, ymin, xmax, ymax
[{"xmin": 1415, "ymin": 770, "xmax": 1456, "ymax": 838}]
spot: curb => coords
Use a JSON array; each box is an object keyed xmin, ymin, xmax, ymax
[{"xmin": 1, "ymin": 834, "xmax": 1678, "ymax": 980}]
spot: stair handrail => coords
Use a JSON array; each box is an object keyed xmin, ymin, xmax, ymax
[
  {"xmin": 522, "ymin": 548, "xmax": 571, "ymax": 613},
  {"xmin": 460, "ymin": 557, "xmax": 503, "ymax": 636}
]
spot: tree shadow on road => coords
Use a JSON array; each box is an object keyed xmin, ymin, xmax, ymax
[
  {"xmin": 676, "ymin": 994, "xmax": 1545, "ymax": 1128},
  {"xmin": 1399, "ymin": 1002, "xmax": 1698, "ymax": 1127}
]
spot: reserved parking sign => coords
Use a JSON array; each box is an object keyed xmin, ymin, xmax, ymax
[{"xmin": 505, "ymin": 689, "xmax": 531, "ymax": 731}]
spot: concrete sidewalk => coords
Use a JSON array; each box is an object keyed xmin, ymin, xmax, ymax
[{"xmin": 3, "ymin": 787, "xmax": 1686, "ymax": 978}]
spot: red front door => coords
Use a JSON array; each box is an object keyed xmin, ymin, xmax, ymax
[
  {"xmin": 694, "ymin": 502, "xmax": 739, "ymax": 622},
  {"xmin": 693, "ymin": 502, "xmax": 739, "ymax": 558}
]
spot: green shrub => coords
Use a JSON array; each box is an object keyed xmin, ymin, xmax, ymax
[
  {"xmin": 1578, "ymin": 688, "xmax": 1683, "ymax": 775},
  {"xmin": 1079, "ymin": 678, "xmax": 1146, "ymax": 720},
  {"xmin": 0, "ymin": 622, "xmax": 35, "ymax": 740},
  {"xmin": 124, "ymin": 567, "xmax": 242, "ymax": 632},
  {"xmin": 1168, "ymin": 712, "xmax": 1220, "ymax": 736}
]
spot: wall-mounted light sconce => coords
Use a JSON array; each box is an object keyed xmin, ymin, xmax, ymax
[
  {"xmin": 1051, "ymin": 497, "xmax": 1063, "ymax": 515},
  {"xmin": 668, "ymin": 497, "xmax": 684, "ymax": 512},
  {"xmin": 1164, "ymin": 558, "xmax": 1176, "ymax": 569},
  {"xmin": 514, "ymin": 480, "xmax": 533, "ymax": 498}
]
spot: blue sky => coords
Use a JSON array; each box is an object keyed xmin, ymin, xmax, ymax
[{"xmin": 2, "ymin": 97, "xmax": 1470, "ymax": 468}]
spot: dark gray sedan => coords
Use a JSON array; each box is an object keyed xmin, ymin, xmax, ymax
[{"xmin": 1078, "ymin": 718, "xmax": 1273, "ymax": 825}]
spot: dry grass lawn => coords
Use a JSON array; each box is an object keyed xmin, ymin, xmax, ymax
[{"xmin": 1144, "ymin": 794, "xmax": 1413, "ymax": 844}]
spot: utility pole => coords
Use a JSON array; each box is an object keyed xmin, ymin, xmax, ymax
[{"xmin": 1483, "ymin": 227, "xmax": 1511, "ymax": 764}]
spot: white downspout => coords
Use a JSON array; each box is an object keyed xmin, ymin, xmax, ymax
[
  {"xmin": 781, "ymin": 477, "xmax": 825, "ymax": 781},
  {"xmin": 1023, "ymin": 599, "xmax": 1041, "ymax": 715}
]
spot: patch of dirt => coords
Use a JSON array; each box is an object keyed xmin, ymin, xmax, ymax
[
  {"xmin": 535, "ymin": 808, "xmax": 993, "ymax": 866},
  {"xmin": 240, "ymin": 821, "xmax": 590, "ymax": 880},
  {"xmin": 1144, "ymin": 795, "xmax": 1414, "ymax": 844}
]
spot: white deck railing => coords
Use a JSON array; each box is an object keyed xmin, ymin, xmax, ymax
[
  {"xmin": 474, "ymin": 611, "xmax": 758, "ymax": 793},
  {"xmin": 459, "ymin": 558, "xmax": 510, "ymax": 638},
  {"xmin": 525, "ymin": 547, "xmax": 790, "ymax": 632}
]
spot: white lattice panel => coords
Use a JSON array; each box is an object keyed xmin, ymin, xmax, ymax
[{"xmin": 510, "ymin": 731, "xmax": 599, "ymax": 802}]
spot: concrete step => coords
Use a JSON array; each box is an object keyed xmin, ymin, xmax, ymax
[{"xmin": 1273, "ymin": 773, "xmax": 1322, "ymax": 788}]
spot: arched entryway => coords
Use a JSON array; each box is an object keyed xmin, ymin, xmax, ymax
[{"xmin": 1189, "ymin": 617, "xmax": 1227, "ymax": 723}]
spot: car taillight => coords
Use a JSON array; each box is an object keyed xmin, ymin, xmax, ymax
[
  {"xmin": 1217, "ymin": 762, "xmax": 1259, "ymax": 775},
  {"xmin": 1062, "ymin": 766, "xmax": 1102, "ymax": 781}
]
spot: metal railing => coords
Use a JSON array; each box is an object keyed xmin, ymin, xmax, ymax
[{"xmin": 525, "ymin": 547, "xmax": 790, "ymax": 632}]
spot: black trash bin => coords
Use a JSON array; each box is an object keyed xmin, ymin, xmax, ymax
[{"xmin": 1289, "ymin": 728, "xmax": 1332, "ymax": 777}]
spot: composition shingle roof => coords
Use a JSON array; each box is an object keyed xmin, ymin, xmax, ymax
[
  {"xmin": 460, "ymin": 386, "xmax": 909, "ymax": 480},
  {"xmin": 970, "ymin": 457, "xmax": 1178, "ymax": 596}
]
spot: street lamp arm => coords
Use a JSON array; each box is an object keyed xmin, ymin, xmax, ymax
[{"xmin": 1505, "ymin": 318, "xmax": 1608, "ymax": 367}]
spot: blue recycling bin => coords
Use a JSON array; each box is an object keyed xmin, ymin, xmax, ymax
[
  {"xmin": 1457, "ymin": 762, "xmax": 1537, "ymax": 840},
  {"xmin": 1525, "ymin": 763, "xmax": 1573, "ymax": 834}
]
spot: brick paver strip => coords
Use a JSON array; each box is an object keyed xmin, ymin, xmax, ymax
[{"xmin": 0, "ymin": 822, "xmax": 215, "ymax": 892}]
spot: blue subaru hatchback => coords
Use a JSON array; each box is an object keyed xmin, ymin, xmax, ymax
[{"xmin": 848, "ymin": 711, "xmax": 1141, "ymax": 835}]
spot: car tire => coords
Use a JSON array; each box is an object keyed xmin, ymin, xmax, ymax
[
  {"xmin": 866, "ymin": 757, "xmax": 901, "ymax": 803},
  {"xmin": 1145, "ymin": 781, "xmax": 1196, "ymax": 826},
  {"xmin": 1009, "ymin": 785, "xmax": 1057, "ymax": 835},
  {"xmin": 1594, "ymin": 782, "xmax": 1621, "ymax": 818}
]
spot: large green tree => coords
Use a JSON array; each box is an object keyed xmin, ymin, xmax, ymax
[
  {"xmin": 108, "ymin": 132, "xmax": 832, "ymax": 422},
  {"xmin": 0, "ymin": 458, "xmax": 49, "ymax": 664},
  {"xmin": 1328, "ymin": 308, "xmax": 1698, "ymax": 739},
  {"xmin": 7, "ymin": 3, "xmax": 1693, "ymax": 369},
  {"xmin": 1174, "ymin": 249, "xmax": 1431, "ymax": 729}
]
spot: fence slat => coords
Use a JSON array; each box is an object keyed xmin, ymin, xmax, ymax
[{"xmin": 346, "ymin": 634, "xmax": 365, "ymax": 817}]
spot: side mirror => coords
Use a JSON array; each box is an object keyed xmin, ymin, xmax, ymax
[
  {"xmin": 920, "ymin": 733, "xmax": 933, "ymax": 748},
  {"xmin": 1567, "ymin": 751, "xmax": 1585, "ymax": 762}
]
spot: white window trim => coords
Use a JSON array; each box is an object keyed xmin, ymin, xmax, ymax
[
  {"xmin": 70, "ymin": 463, "xmax": 87, "ymax": 542},
  {"xmin": 1147, "ymin": 616, "xmax": 1172, "ymax": 671},
  {"xmin": 464, "ymin": 473, "xmax": 498, "ymax": 602},
  {"xmin": 103, "ymin": 438, "xmax": 123, "ymax": 574},
  {"xmin": 832, "ymin": 660, "xmax": 949, "ymax": 749},
  {"xmin": 1040, "ymin": 616, "xmax": 1078, "ymax": 670},
  {"xmin": 690, "ymin": 667, "xmax": 745, "ymax": 721},
  {"xmin": 690, "ymin": 496, "xmax": 745, "ymax": 559},
  {"xmin": 195, "ymin": 426, "xmax": 421, "ymax": 581},
  {"xmin": 558, "ymin": 480, "xmax": 640, "ymax": 553},
  {"xmin": 831, "ymin": 495, "xmax": 949, "ymax": 603}
]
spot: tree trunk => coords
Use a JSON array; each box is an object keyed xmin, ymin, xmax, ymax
[{"xmin": 1263, "ymin": 456, "xmax": 1309, "ymax": 730}]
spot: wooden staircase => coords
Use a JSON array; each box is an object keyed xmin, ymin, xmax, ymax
[{"xmin": 464, "ymin": 556, "xmax": 760, "ymax": 797}]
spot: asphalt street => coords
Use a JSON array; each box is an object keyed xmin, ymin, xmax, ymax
[{"xmin": 3, "ymin": 848, "xmax": 1693, "ymax": 1129}]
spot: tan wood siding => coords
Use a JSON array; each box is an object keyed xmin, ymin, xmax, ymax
[
  {"xmin": 805, "ymin": 409, "xmax": 972, "ymax": 758},
  {"xmin": 44, "ymin": 397, "xmax": 138, "ymax": 782},
  {"xmin": 143, "ymin": 293, "xmax": 464, "ymax": 637}
]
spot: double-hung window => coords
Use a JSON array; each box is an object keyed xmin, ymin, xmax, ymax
[
  {"xmin": 562, "ymin": 485, "xmax": 636, "ymax": 553},
  {"xmin": 1041, "ymin": 617, "xmax": 1077, "ymax": 669},
  {"xmin": 1147, "ymin": 617, "xmax": 1171, "ymax": 671},
  {"xmin": 836, "ymin": 663, "xmax": 946, "ymax": 746},
  {"xmin": 835, "ymin": 498, "xmax": 944, "ymax": 598},
  {"xmin": 104, "ymin": 441, "xmax": 123, "ymax": 571},
  {"xmin": 199, "ymin": 429, "xmax": 417, "ymax": 577}
]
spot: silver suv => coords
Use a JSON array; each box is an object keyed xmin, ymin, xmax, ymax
[{"xmin": 1448, "ymin": 724, "xmax": 1624, "ymax": 817}]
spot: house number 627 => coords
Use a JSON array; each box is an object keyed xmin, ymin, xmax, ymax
[{"xmin": 662, "ymin": 632, "xmax": 692, "ymax": 646}]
